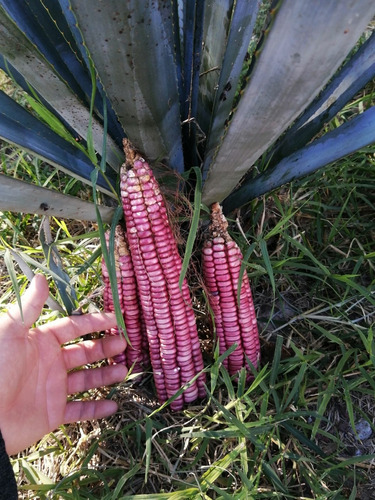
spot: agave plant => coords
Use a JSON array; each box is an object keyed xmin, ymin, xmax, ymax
[{"xmin": 0, "ymin": 0, "xmax": 374, "ymax": 221}]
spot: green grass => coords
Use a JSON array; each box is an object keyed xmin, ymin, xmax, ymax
[{"xmin": 1, "ymin": 101, "xmax": 375, "ymax": 498}]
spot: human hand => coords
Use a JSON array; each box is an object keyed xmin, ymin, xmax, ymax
[{"xmin": 0, "ymin": 274, "xmax": 127, "ymax": 455}]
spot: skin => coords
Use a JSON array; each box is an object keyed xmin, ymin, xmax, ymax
[{"xmin": 0, "ymin": 274, "xmax": 127, "ymax": 456}]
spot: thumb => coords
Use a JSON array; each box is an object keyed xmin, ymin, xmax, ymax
[{"xmin": 6, "ymin": 274, "xmax": 49, "ymax": 328}]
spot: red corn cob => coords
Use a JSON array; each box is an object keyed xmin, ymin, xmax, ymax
[
  {"xmin": 102, "ymin": 225, "xmax": 149, "ymax": 372},
  {"xmin": 120, "ymin": 139, "xmax": 206, "ymax": 410},
  {"xmin": 202, "ymin": 203, "xmax": 260, "ymax": 377}
]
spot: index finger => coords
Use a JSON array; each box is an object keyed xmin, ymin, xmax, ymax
[
  {"xmin": 36, "ymin": 312, "xmax": 119, "ymax": 345},
  {"xmin": 2, "ymin": 274, "xmax": 49, "ymax": 333}
]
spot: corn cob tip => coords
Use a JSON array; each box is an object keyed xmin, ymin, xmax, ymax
[
  {"xmin": 210, "ymin": 202, "xmax": 229, "ymax": 240},
  {"xmin": 115, "ymin": 225, "xmax": 130, "ymax": 258},
  {"xmin": 122, "ymin": 138, "xmax": 145, "ymax": 170}
]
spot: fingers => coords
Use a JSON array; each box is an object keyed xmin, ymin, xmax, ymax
[
  {"xmin": 4, "ymin": 274, "xmax": 49, "ymax": 329},
  {"xmin": 37, "ymin": 312, "xmax": 119, "ymax": 345},
  {"xmin": 62, "ymin": 335, "xmax": 127, "ymax": 371},
  {"xmin": 64, "ymin": 399, "xmax": 119, "ymax": 424},
  {"xmin": 67, "ymin": 364, "xmax": 127, "ymax": 395}
]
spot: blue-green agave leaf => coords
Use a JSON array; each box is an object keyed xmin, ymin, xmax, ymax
[
  {"xmin": 199, "ymin": 0, "xmax": 259, "ymax": 168},
  {"xmin": 179, "ymin": 0, "xmax": 205, "ymax": 166},
  {"xmin": 1, "ymin": 0, "xmax": 88, "ymax": 104},
  {"xmin": 0, "ymin": 90, "xmax": 114, "ymax": 195},
  {"xmin": 0, "ymin": 174, "xmax": 115, "ymax": 222},
  {"xmin": 69, "ymin": 0, "xmax": 184, "ymax": 172},
  {"xmin": 1, "ymin": 0, "xmax": 124, "ymax": 146},
  {"xmin": 0, "ymin": 54, "xmax": 88, "ymax": 146},
  {"xmin": 197, "ymin": 0, "xmax": 233, "ymax": 140},
  {"xmin": 0, "ymin": 4, "xmax": 121, "ymax": 170},
  {"xmin": 267, "ymin": 30, "xmax": 375, "ymax": 168},
  {"xmin": 223, "ymin": 106, "xmax": 375, "ymax": 213},
  {"xmin": 202, "ymin": 0, "xmax": 375, "ymax": 205},
  {"xmin": 48, "ymin": 0, "xmax": 126, "ymax": 147}
]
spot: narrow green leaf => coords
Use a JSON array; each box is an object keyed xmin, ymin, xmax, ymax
[
  {"xmin": 23, "ymin": 92, "xmax": 88, "ymax": 156},
  {"xmin": 100, "ymin": 97, "xmax": 108, "ymax": 173},
  {"xmin": 342, "ymin": 378, "xmax": 357, "ymax": 438},
  {"xmin": 237, "ymin": 242, "xmax": 256, "ymax": 308},
  {"xmin": 76, "ymin": 246, "xmax": 102, "ymax": 275},
  {"xmin": 209, "ymin": 395, "xmax": 260, "ymax": 446},
  {"xmin": 332, "ymin": 274, "xmax": 375, "ymax": 306},
  {"xmin": 91, "ymin": 169, "xmax": 127, "ymax": 340},
  {"xmin": 269, "ymin": 335, "xmax": 284, "ymax": 412},
  {"xmin": 179, "ymin": 167, "xmax": 202, "ymax": 289},
  {"xmin": 200, "ymin": 442, "xmax": 245, "ymax": 491},
  {"xmin": 259, "ymin": 239, "xmax": 275, "ymax": 294},
  {"xmin": 311, "ymin": 322, "xmax": 344, "ymax": 345},
  {"xmin": 281, "ymin": 421, "xmax": 325, "ymax": 456},
  {"xmin": 270, "ymin": 335, "xmax": 283, "ymax": 388},
  {"xmin": 312, "ymin": 377, "xmax": 335, "ymax": 439},
  {"xmin": 5, "ymin": 246, "xmax": 63, "ymax": 312},
  {"xmin": 87, "ymin": 59, "xmax": 98, "ymax": 165},
  {"xmin": 264, "ymin": 205, "xmax": 302, "ymax": 240},
  {"xmin": 118, "ymin": 490, "xmax": 199, "ymax": 500},
  {"xmin": 3, "ymin": 248, "xmax": 23, "ymax": 322},
  {"xmin": 325, "ymin": 454, "xmax": 375, "ymax": 472},
  {"xmin": 284, "ymin": 235, "xmax": 331, "ymax": 276},
  {"xmin": 217, "ymin": 343, "xmax": 238, "ymax": 366},
  {"xmin": 39, "ymin": 217, "xmax": 77, "ymax": 315},
  {"xmin": 282, "ymin": 362, "xmax": 307, "ymax": 410},
  {"xmin": 261, "ymin": 461, "xmax": 288, "ymax": 494},
  {"xmin": 220, "ymin": 365, "xmax": 235, "ymax": 400},
  {"xmin": 144, "ymin": 417, "xmax": 153, "ymax": 482},
  {"xmin": 110, "ymin": 464, "xmax": 142, "ymax": 499}
]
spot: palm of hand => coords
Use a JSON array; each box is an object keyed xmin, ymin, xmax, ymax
[{"xmin": 0, "ymin": 274, "xmax": 127, "ymax": 455}]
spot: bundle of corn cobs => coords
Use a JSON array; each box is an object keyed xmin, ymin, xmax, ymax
[{"xmin": 101, "ymin": 139, "xmax": 260, "ymax": 410}]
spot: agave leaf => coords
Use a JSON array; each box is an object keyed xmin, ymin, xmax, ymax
[
  {"xmin": 47, "ymin": 0, "xmax": 125, "ymax": 146},
  {"xmin": 0, "ymin": 174, "xmax": 115, "ymax": 222},
  {"xmin": 69, "ymin": 0, "xmax": 184, "ymax": 172},
  {"xmin": 179, "ymin": 0, "xmax": 205, "ymax": 166},
  {"xmin": 0, "ymin": 54, "xmax": 89, "ymax": 147},
  {"xmin": 0, "ymin": 4, "xmax": 121, "ymax": 170},
  {"xmin": 5, "ymin": 0, "xmax": 125, "ymax": 149},
  {"xmin": 0, "ymin": 90, "xmax": 115, "ymax": 196},
  {"xmin": 199, "ymin": 0, "xmax": 259, "ymax": 166},
  {"xmin": 197, "ymin": 0, "xmax": 232, "ymax": 130},
  {"xmin": 202, "ymin": 0, "xmax": 375, "ymax": 205},
  {"xmin": 1, "ymin": 0, "xmax": 89, "ymax": 103},
  {"xmin": 223, "ymin": 105, "xmax": 375, "ymax": 213},
  {"xmin": 267, "ymin": 30, "xmax": 375, "ymax": 168}
]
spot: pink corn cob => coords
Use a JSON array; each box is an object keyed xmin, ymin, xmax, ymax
[
  {"xmin": 102, "ymin": 225, "xmax": 149, "ymax": 372},
  {"xmin": 120, "ymin": 139, "xmax": 206, "ymax": 410},
  {"xmin": 202, "ymin": 203, "xmax": 260, "ymax": 377}
]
